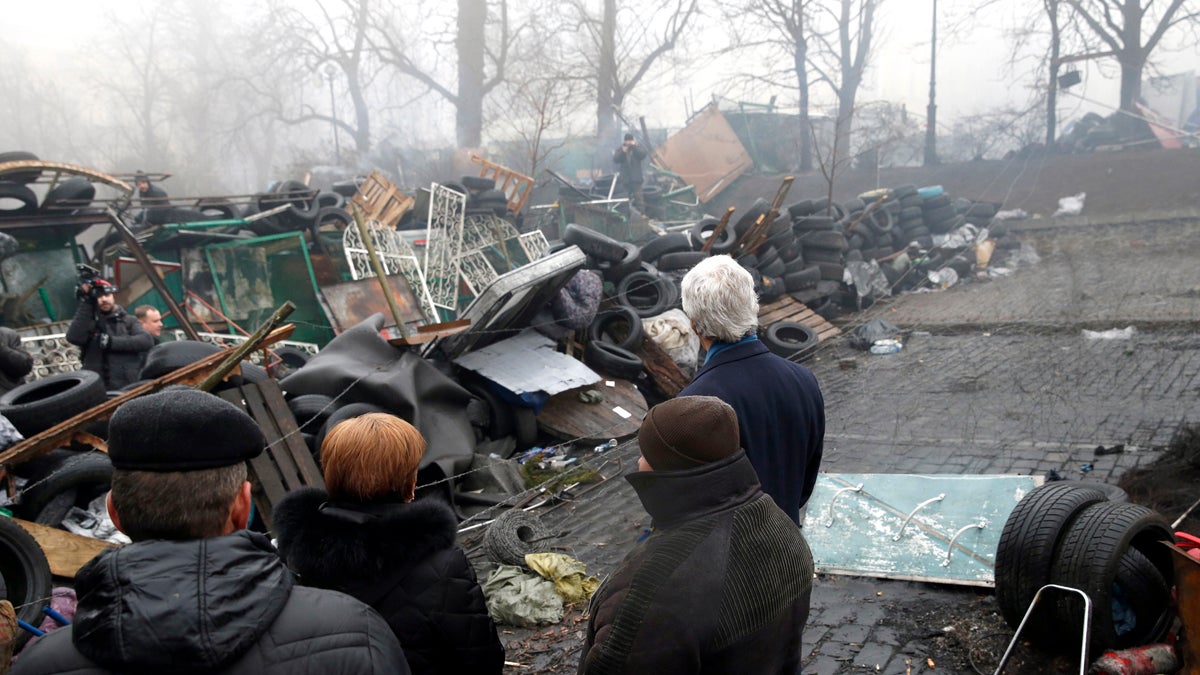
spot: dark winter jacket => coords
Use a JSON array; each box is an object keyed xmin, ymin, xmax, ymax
[
  {"xmin": 578, "ymin": 451, "xmax": 814, "ymax": 675},
  {"xmin": 12, "ymin": 530, "xmax": 409, "ymax": 675},
  {"xmin": 273, "ymin": 488, "xmax": 505, "ymax": 675},
  {"xmin": 612, "ymin": 143, "xmax": 647, "ymax": 186},
  {"xmin": 0, "ymin": 327, "xmax": 32, "ymax": 394},
  {"xmin": 65, "ymin": 300, "xmax": 154, "ymax": 390},
  {"xmin": 679, "ymin": 339, "xmax": 825, "ymax": 524}
]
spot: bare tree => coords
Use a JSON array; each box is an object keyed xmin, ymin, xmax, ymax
[
  {"xmin": 370, "ymin": 0, "xmax": 513, "ymax": 149},
  {"xmin": 567, "ymin": 0, "xmax": 700, "ymax": 141},
  {"xmin": 1063, "ymin": 0, "xmax": 1200, "ymax": 113},
  {"xmin": 722, "ymin": 0, "xmax": 818, "ymax": 171},
  {"xmin": 809, "ymin": 0, "xmax": 881, "ymax": 163}
]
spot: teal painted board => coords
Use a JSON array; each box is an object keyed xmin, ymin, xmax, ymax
[{"xmin": 801, "ymin": 473, "xmax": 1044, "ymax": 588}]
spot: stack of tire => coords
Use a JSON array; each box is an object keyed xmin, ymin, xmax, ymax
[
  {"xmin": 0, "ymin": 151, "xmax": 101, "ymax": 219},
  {"xmin": 786, "ymin": 198, "xmax": 845, "ymax": 308},
  {"xmin": 994, "ymin": 481, "xmax": 1175, "ymax": 657},
  {"xmin": 457, "ymin": 176, "xmax": 509, "ymax": 217}
]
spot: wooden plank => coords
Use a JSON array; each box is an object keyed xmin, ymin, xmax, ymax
[
  {"xmin": 14, "ymin": 518, "xmax": 114, "ymax": 578},
  {"xmin": 635, "ymin": 335, "xmax": 690, "ymax": 397},
  {"xmin": 256, "ymin": 381, "xmax": 324, "ymax": 489},
  {"xmin": 239, "ymin": 385, "xmax": 306, "ymax": 493},
  {"xmin": 538, "ymin": 379, "xmax": 647, "ymax": 443}
]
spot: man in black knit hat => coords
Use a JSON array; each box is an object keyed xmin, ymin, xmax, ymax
[
  {"xmin": 14, "ymin": 387, "xmax": 409, "ymax": 675},
  {"xmin": 578, "ymin": 395, "xmax": 814, "ymax": 675}
]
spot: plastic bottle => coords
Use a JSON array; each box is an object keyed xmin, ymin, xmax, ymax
[
  {"xmin": 870, "ymin": 339, "xmax": 903, "ymax": 355},
  {"xmin": 593, "ymin": 438, "xmax": 618, "ymax": 453}
]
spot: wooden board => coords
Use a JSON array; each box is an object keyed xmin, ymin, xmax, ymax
[
  {"xmin": 15, "ymin": 518, "xmax": 114, "ymax": 578},
  {"xmin": 537, "ymin": 379, "xmax": 647, "ymax": 443},
  {"xmin": 758, "ymin": 296, "xmax": 840, "ymax": 342}
]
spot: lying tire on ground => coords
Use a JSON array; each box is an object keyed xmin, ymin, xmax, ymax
[
  {"xmin": 638, "ymin": 232, "xmax": 691, "ymax": 262},
  {"xmin": 1049, "ymin": 501, "xmax": 1175, "ymax": 654},
  {"xmin": 762, "ymin": 321, "xmax": 819, "ymax": 360},
  {"xmin": 994, "ymin": 481, "xmax": 1109, "ymax": 639},
  {"xmin": 657, "ymin": 251, "xmax": 708, "ymax": 272},
  {"xmin": 589, "ymin": 306, "xmax": 645, "ymax": 352},
  {"xmin": 0, "ymin": 370, "xmax": 107, "ymax": 437},
  {"xmin": 16, "ymin": 451, "xmax": 114, "ymax": 528},
  {"xmin": 584, "ymin": 341, "xmax": 644, "ymax": 380},
  {"xmin": 0, "ymin": 515, "xmax": 52, "ymax": 650},
  {"xmin": 563, "ymin": 223, "xmax": 627, "ymax": 262}
]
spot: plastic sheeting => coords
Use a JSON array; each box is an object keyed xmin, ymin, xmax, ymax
[
  {"xmin": 482, "ymin": 564, "xmax": 565, "ymax": 627},
  {"xmin": 279, "ymin": 313, "xmax": 477, "ymax": 478},
  {"xmin": 525, "ymin": 552, "xmax": 600, "ymax": 605}
]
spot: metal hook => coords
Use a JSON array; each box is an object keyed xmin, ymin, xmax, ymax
[
  {"xmin": 941, "ymin": 520, "xmax": 986, "ymax": 567},
  {"xmin": 893, "ymin": 493, "xmax": 946, "ymax": 541},
  {"xmin": 824, "ymin": 483, "xmax": 864, "ymax": 528}
]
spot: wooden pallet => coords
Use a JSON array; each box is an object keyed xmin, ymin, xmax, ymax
[
  {"xmin": 758, "ymin": 296, "xmax": 840, "ymax": 343},
  {"xmin": 350, "ymin": 170, "xmax": 414, "ymax": 227},
  {"xmin": 218, "ymin": 380, "xmax": 324, "ymax": 531},
  {"xmin": 471, "ymin": 155, "xmax": 534, "ymax": 215}
]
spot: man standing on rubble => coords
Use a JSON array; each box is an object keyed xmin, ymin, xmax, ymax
[
  {"xmin": 679, "ymin": 255, "xmax": 825, "ymax": 526},
  {"xmin": 65, "ymin": 278, "xmax": 154, "ymax": 390},
  {"xmin": 12, "ymin": 387, "xmax": 409, "ymax": 674},
  {"xmin": 578, "ymin": 396, "xmax": 814, "ymax": 674},
  {"xmin": 612, "ymin": 133, "xmax": 647, "ymax": 215}
]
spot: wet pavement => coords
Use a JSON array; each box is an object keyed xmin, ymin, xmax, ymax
[{"xmin": 482, "ymin": 215, "xmax": 1200, "ymax": 674}]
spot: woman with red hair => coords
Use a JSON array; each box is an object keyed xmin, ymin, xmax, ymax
[{"xmin": 274, "ymin": 413, "xmax": 503, "ymax": 675}]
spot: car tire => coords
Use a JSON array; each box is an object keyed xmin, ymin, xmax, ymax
[
  {"xmin": 584, "ymin": 340, "xmax": 644, "ymax": 380},
  {"xmin": 15, "ymin": 451, "xmax": 113, "ymax": 528},
  {"xmin": 0, "ymin": 371, "xmax": 107, "ymax": 437},
  {"xmin": 762, "ymin": 321, "xmax": 819, "ymax": 359},
  {"xmin": 589, "ymin": 306, "xmax": 645, "ymax": 352},
  {"xmin": 0, "ymin": 515, "xmax": 52, "ymax": 650}
]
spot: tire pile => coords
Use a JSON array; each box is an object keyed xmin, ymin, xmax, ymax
[
  {"xmin": 994, "ymin": 481, "xmax": 1176, "ymax": 657},
  {"xmin": 0, "ymin": 151, "xmax": 97, "ymax": 217}
]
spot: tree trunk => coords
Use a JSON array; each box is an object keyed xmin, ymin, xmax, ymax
[
  {"xmin": 457, "ymin": 0, "xmax": 486, "ymax": 148},
  {"xmin": 595, "ymin": 0, "xmax": 617, "ymax": 140},
  {"xmin": 1045, "ymin": 0, "xmax": 1059, "ymax": 149},
  {"xmin": 794, "ymin": 41, "xmax": 813, "ymax": 172},
  {"xmin": 836, "ymin": 85, "xmax": 857, "ymax": 166},
  {"xmin": 1118, "ymin": 54, "xmax": 1143, "ymax": 112}
]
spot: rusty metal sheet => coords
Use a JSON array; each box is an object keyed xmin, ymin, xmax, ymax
[
  {"xmin": 656, "ymin": 104, "xmax": 754, "ymax": 203},
  {"xmin": 320, "ymin": 274, "xmax": 426, "ymax": 334}
]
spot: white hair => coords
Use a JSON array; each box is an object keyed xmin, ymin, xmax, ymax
[{"xmin": 681, "ymin": 255, "xmax": 759, "ymax": 343}]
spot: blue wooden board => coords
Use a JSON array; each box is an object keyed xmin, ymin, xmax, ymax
[{"xmin": 801, "ymin": 473, "xmax": 1043, "ymax": 587}]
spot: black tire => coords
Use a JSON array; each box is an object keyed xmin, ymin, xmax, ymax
[
  {"xmin": 925, "ymin": 205, "xmax": 956, "ymax": 224},
  {"xmin": 758, "ymin": 256, "xmax": 786, "ymax": 278},
  {"xmin": 287, "ymin": 394, "xmax": 340, "ymax": 435},
  {"xmin": 762, "ymin": 321, "xmax": 819, "ymax": 359},
  {"xmin": 463, "ymin": 379, "xmax": 514, "ymax": 441},
  {"xmin": 816, "ymin": 262, "xmax": 844, "ymax": 281},
  {"xmin": 657, "ymin": 251, "xmax": 708, "ymax": 272},
  {"xmin": 994, "ymin": 482, "xmax": 1109, "ymax": 637},
  {"xmin": 15, "ymin": 451, "xmax": 114, "ymax": 528},
  {"xmin": 784, "ymin": 267, "xmax": 822, "ymax": 292},
  {"xmin": 804, "ymin": 248, "xmax": 843, "ymax": 265},
  {"xmin": 967, "ymin": 202, "xmax": 998, "ymax": 219},
  {"xmin": 798, "ymin": 230, "xmax": 848, "ymax": 251},
  {"xmin": 598, "ymin": 242, "xmax": 642, "ymax": 282},
  {"xmin": 0, "ymin": 182, "xmax": 39, "ymax": 216},
  {"xmin": 899, "ymin": 206, "xmax": 923, "ymax": 221},
  {"xmin": 0, "ymin": 515, "xmax": 52, "ymax": 650},
  {"xmin": 786, "ymin": 200, "xmax": 815, "ymax": 218},
  {"xmin": 1049, "ymin": 501, "xmax": 1175, "ymax": 654},
  {"xmin": 616, "ymin": 271, "xmax": 672, "ymax": 318},
  {"xmin": 639, "ymin": 232, "xmax": 692, "ymax": 262},
  {"xmin": 589, "ymin": 306, "xmax": 645, "ymax": 352},
  {"xmin": 41, "ymin": 177, "xmax": 95, "ymax": 212},
  {"xmin": 792, "ymin": 216, "xmax": 837, "ymax": 232},
  {"xmin": 513, "ymin": 406, "xmax": 538, "ymax": 451},
  {"xmin": 0, "ymin": 151, "xmax": 42, "ymax": 184},
  {"xmin": 331, "ymin": 178, "xmax": 365, "ymax": 198},
  {"xmin": 923, "ymin": 194, "xmax": 951, "ymax": 209},
  {"xmin": 899, "ymin": 194, "xmax": 924, "ymax": 209},
  {"xmin": 782, "ymin": 253, "xmax": 807, "ymax": 274},
  {"xmin": 315, "ymin": 206, "xmax": 352, "ymax": 230},
  {"xmin": 690, "ymin": 218, "xmax": 736, "ymax": 254},
  {"xmin": 314, "ymin": 402, "xmax": 389, "ymax": 460},
  {"xmin": 140, "ymin": 340, "xmax": 222, "ymax": 380},
  {"xmin": 195, "ymin": 198, "xmax": 240, "ymax": 220},
  {"xmin": 842, "ymin": 197, "xmax": 866, "ymax": 214},
  {"xmin": 563, "ymin": 223, "xmax": 627, "ymax": 262},
  {"xmin": 584, "ymin": 340, "xmax": 644, "ymax": 380},
  {"xmin": 733, "ymin": 198, "xmax": 769, "ymax": 238},
  {"xmin": 315, "ymin": 191, "xmax": 346, "ymax": 210},
  {"xmin": 461, "ymin": 175, "xmax": 496, "ymax": 191},
  {"xmin": 892, "ymin": 184, "xmax": 918, "ymax": 199},
  {"xmin": 1111, "ymin": 548, "xmax": 1173, "ymax": 648},
  {"xmin": 271, "ymin": 346, "xmax": 312, "ymax": 378},
  {"xmin": 0, "ymin": 371, "xmax": 106, "ymax": 437},
  {"xmin": 869, "ymin": 208, "xmax": 894, "ymax": 233}
]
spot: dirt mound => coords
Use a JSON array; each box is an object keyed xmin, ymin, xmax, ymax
[{"xmin": 710, "ymin": 147, "xmax": 1200, "ymax": 221}]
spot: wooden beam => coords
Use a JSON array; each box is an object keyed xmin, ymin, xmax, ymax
[{"xmin": 14, "ymin": 518, "xmax": 114, "ymax": 578}]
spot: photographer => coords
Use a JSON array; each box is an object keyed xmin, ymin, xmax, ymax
[
  {"xmin": 612, "ymin": 132, "xmax": 648, "ymax": 215},
  {"xmin": 65, "ymin": 268, "xmax": 154, "ymax": 390}
]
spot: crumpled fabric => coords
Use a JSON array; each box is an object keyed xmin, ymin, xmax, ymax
[
  {"xmin": 642, "ymin": 308, "xmax": 699, "ymax": 377},
  {"xmin": 850, "ymin": 318, "xmax": 901, "ymax": 351},
  {"xmin": 0, "ymin": 414, "xmax": 22, "ymax": 451},
  {"xmin": 550, "ymin": 270, "xmax": 603, "ymax": 330},
  {"xmin": 844, "ymin": 260, "xmax": 890, "ymax": 300},
  {"xmin": 481, "ymin": 564, "xmax": 564, "ymax": 627},
  {"xmin": 525, "ymin": 552, "xmax": 600, "ymax": 605}
]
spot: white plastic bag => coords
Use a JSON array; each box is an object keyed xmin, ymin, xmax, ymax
[
  {"xmin": 642, "ymin": 308, "xmax": 700, "ymax": 378},
  {"xmin": 1053, "ymin": 192, "xmax": 1086, "ymax": 217}
]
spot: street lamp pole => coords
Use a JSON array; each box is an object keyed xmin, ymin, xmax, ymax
[
  {"xmin": 324, "ymin": 64, "xmax": 341, "ymax": 164},
  {"xmin": 923, "ymin": 0, "xmax": 939, "ymax": 166}
]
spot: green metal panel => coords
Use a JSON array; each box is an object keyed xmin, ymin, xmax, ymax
[
  {"xmin": 802, "ymin": 473, "xmax": 1043, "ymax": 588},
  {"xmin": 0, "ymin": 239, "xmax": 78, "ymax": 326}
]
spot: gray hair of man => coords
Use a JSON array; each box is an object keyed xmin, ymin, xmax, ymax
[{"xmin": 681, "ymin": 254, "xmax": 760, "ymax": 343}]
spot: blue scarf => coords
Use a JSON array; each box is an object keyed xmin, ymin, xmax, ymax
[{"xmin": 703, "ymin": 334, "xmax": 758, "ymax": 366}]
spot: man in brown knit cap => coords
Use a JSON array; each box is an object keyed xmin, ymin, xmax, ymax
[{"xmin": 578, "ymin": 395, "xmax": 814, "ymax": 675}]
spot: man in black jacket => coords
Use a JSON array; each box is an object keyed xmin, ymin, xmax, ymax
[
  {"xmin": 579, "ymin": 396, "xmax": 814, "ymax": 675},
  {"xmin": 0, "ymin": 327, "xmax": 32, "ymax": 394},
  {"xmin": 65, "ymin": 279, "xmax": 154, "ymax": 390},
  {"xmin": 612, "ymin": 133, "xmax": 648, "ymax": 215},
  {"xmin": 13, "ymin": 388, "xmax": 409, "ymax": 675}
]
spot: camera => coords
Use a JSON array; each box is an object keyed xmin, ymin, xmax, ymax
[{"xmin": 76, "ymin": 264, "xmax": 118, "ymax": 301}]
